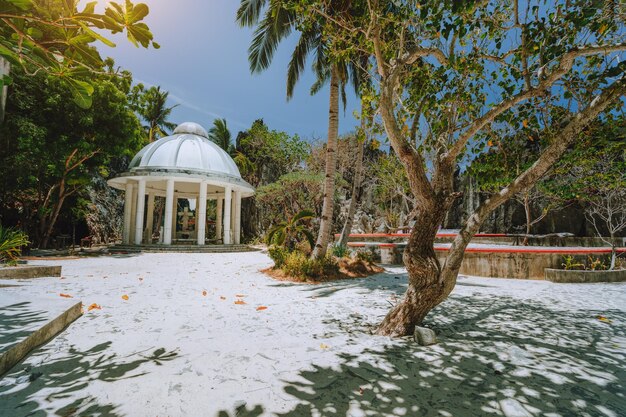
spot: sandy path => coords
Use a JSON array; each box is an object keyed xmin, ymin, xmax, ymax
[{"xmin": 0, "ymin": 252, "xmax": 624, "ymax": 417}]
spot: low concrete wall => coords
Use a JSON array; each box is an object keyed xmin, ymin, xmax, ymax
[
  {"xmin": 545, "ymin": 268, "xmax": 626, "ymax": 283},
  {"xmin": 0, "ymin": 301, "xmax": 82, "ymax": 376},
  {"xmin": 443, "ymin": 251, "xmax": 572, "ymax": 280},
  {"xmin": 0, "ymin": 265, "xmax": 62, "ymax": 279}
]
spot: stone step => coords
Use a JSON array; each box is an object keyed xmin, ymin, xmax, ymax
[{"xmin": 108, "ymin": 244, "xmax": 258, "ymax": 254}]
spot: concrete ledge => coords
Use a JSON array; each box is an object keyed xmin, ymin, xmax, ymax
[
  {"xmin": 0, "ymin": 265, "xmax": 62, "ymax": 279},
  {"xmin": 545, "ymin": 268, "xmax": 626, "ymax": 283},
  {"xmin": 0, "ymin": 301, "xmax": 82, "ymax": 376}
]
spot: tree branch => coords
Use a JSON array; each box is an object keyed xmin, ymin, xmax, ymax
[{"xmin": 447, "ymin": 43, "xmax": 626, "ymax": 161}]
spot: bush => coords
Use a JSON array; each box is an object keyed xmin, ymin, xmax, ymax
[
  {"xmin": 268, "ymin": 245, "xmax": 289, "ymax": 268},
  {"xmin": 0, "ymin": 225, "xmax": 30, "ymax": 265},
  {"xmin": 332, "ymin": 244, "xmax": 349, "ymax": 258},
  {"xmin": 282, "ymin": 251, "xmax": 339, "ymax": 281},
  {"xmin": 355, "ymin": 249, "xmax": 375, "ymax": 264}
]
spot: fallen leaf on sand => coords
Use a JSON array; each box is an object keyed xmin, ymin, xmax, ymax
[
  {"xmin": 320, "ymin": 343, "xmax": 330, "ymax": 350},
  {"xmin": 88, "ymin": 303, "xmax": 101, "ymax": 311},
  {"xmin": 220, "ymin": 296, "xmax": 226, "ymax": 300},
  {"xmin": 121, "ymin": 294, "xmax": 129, "ymax": 301},
  {"xmin": 202, "ymin": 290, "xmax": 207, "ymax": 296},
  {"xmin": 234, "ymin": 299, "xmax": 246, "ymax": 305},
  {"xmin": 236, "ymin": 294, "xmax": 246, "ymax": 297},
  {"xmin": 256, "ymin": 306, "xmax": 268, "ymax": 311},
  {"xmin": 597, "ymin": 315, "xmax": 611, "ymax": 323},
  {"xmin": 59, "ymin": 293, "xmax": 72, "ymax": 298}
]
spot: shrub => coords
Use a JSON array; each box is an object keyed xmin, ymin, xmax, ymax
[
  {"xmin": 268, "ymin": 245, "xmax": 289, "ymax": 268},
  {"xmin": 0, "ymin": 225, "xmax": 30, "ymax": 265},
  {"xmin": 332, "ymin": 244, "xmax": 349, "ymax": 258},
  {"xmin": 282, "ymin": 251, "xmax": 339, "ymax": 281},
  {"xmin": 355, "ymin": 249, "xmax": 375, "ymax": 264}
]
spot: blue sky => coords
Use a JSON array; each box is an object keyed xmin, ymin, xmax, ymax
[{"xmin": 102, "ymin": 0, "xmax": 360, "ymax": 140}]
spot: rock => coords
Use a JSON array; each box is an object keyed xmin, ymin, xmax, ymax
[{"xmin": 414, "ymin": 326, "xmax": 437, "ymax": 346}]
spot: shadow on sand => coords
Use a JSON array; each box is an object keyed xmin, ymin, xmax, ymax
[
  {"xmin": 227, "ymin": 272, "xmax": 626, "ymax": 416},
  {"xmin": 0, "ymin": 342, "xmax": 179, "ymax": 416}
]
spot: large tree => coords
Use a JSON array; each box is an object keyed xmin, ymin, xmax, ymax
[
  {"xmin": 0, "ymin": 66, "xmax": 144, "ymax": 247},
  {"xmin": 292, "ymin": 0, "xmax": 626, "ymax": 336},
  {"xmin": 237, "ymin": 0, "xmax": 363, "ymax": 259}
]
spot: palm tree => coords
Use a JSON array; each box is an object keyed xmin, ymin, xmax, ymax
[
  {"xmin": 237, "ymin": 0, "xmax": 358, "ymax": 259},
  {"xmin": 136, "ymin": 85, "xmax": 177, "ymax": 142},
  {"xmin": 209, "ymin": 118, "xmax": 234, "ymax": 153},
  {"xmin": 266, "ymin": 209, "xmax": 315, "ymax": 252}
]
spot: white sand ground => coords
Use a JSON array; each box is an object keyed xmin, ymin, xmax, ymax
[{"xmin": 0, "ymin": 251, "xmax": 624, "ymax": 417}]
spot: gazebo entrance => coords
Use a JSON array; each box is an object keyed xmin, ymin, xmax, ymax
[{"xmin": 108, "ymin": 122, "xmax": 254, "ymax": 246}]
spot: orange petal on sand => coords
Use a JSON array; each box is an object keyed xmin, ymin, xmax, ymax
[
  {"xmin": 220, "ymin": 296, "xmax": 226, "ymax": 300},
  {"xmin": 202, "ymin": 290, "xmax": 207, "ymax": 296},
  {"xmin": 121, "ymin": 294, "xmax": 129, "ymax": 301},
  {"xmin": 59, "ymin": 293, "xmax": 72, "ymax": 298},
  {"xmin": 234, "ymin": 299, "xmax": 246, "ymax": 305},
  {"xmin": 88, "ymin": 303, "xmax": 101, "ymax": 311},
  {"xmin": 256, "ymin": 306, "xmax": 268, "ymax": 311}
]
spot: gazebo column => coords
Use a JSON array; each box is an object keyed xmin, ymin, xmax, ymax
[
  {"xmin": 223, "ymin": 186, "xmax": 232, "ymax": 244},
  {"xmin": 130, "ymin": 184, "xmax": 137, "ymax": 242},
  {"xmin": 134, "ymin": 179, "xmax": 146, "ymax": 245},
  {"xmin": 234, "ymin": 191, "xmax": 242, "ymax": 244},
  {"xmin": 163, "ymin": 179, "xmax": 175, "ymax": 244},
  {"xmin": 123, "ymin": 182, "xmax": 133, "ymax": 244},
  {"xmin": 216, "ymin": 197, "xmax": 223, "ymax": 242},
  {"xmin": 197, "ymin": 181, "xmax": 207, "ymax": 245},
  {"xmin": 171, "ymin": 193, "xmax": 178, "ymax": 242},
  {"xmin": 145, "ymin": 192, "xmax": 155, "ymax": 244}
]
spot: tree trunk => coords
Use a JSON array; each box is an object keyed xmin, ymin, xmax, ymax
[
  {"xmin": 523, "ymin": 193, "xmax": 531, "ymax": 245},
  {"xmin": 338, "ymin": 111, "xmax": 366, "ymax": 247},
  {"xmin": 312, "ymin": 65, "xmax": 340, "ymax": 259},
  {"xmin": 40, "ymin": 185, "xmax": 67, "ymax": 249},
  {"xmin": 377, "ymin": 205, "xmax": 447, "ymax": 336},
  {"xmin": 0, "ymin": 58, "xmax": 9, "ymax": 124}
]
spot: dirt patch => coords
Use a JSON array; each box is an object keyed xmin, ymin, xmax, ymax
[{"xmin": 262, "ymin": 258, "xmax": 384, "ymax": 284}]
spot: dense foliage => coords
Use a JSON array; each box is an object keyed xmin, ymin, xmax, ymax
[
  {"xmin": 0, "ymin": 66, "xmax": 144, "ymax": 247},
  {"xmin": 0, "ymin": 0, "xmax": 157, "ymax": 107}
]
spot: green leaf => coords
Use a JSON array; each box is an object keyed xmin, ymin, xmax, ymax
[
  {"xmin": 64, "ymin": 77, "xmax": 94, "ymax": 108},
  {"xmin": 5, "ymin": 0, "xmax": 32, "ymax": 10}
]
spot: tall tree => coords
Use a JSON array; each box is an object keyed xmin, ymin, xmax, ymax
[
  {"xmin": 133, "ymin": 85, "xmax": 177, "ymax": 142},
  {"xmin": 237, "ymin": 0, "xmax": 359, "ymax": 259},
  {"xmin": 295, "ymin": 0, "xmax": 626, "ymax": 336},
  {"xmin": 209, "ymin": 118, "xmax": 233, "ymax": 153}
]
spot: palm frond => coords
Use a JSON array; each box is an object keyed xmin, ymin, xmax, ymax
[
  {"xmin": 248, "ymin": 4, "xmax": 295, "ymax": 73},
  {"xmin": 292, "ymin": 209, "xmax": 315, "ymax": 223},
  {"xmin": 287, "ymin": 30, "xmax": 318, "ymax": 99},
  {"xmin": 236, "ymin": 0, "xmax": 268, "ymax": 27}
]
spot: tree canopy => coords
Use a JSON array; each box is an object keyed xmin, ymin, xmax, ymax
[{"xmin": 0, "ymin": 0, "xmax": 158, "ymax": 107}]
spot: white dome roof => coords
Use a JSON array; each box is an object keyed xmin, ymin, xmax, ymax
[{"xmin": 128, "ymin": 122, "xmax": 241, "ymax": 178}]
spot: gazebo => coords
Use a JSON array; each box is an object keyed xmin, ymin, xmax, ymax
[{"xmin": 107, "ymin": 122, "xmax": 254, "ymax": 246}]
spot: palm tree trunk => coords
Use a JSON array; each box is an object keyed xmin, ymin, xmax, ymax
[
  {"xmin": 0, "ymin": 58, "xmax": 9, "ymax": 123},
  {"xmin": 338, "ymin": 106, "xmax": 366, "ymax": 247},
  {"xmin": 312, "ymin": 65, "xmax": 340, "ymax": 259}
]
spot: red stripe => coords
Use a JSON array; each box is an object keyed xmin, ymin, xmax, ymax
[
  {"xmin": 337, "ymin": 233, "xmax": 509, "ymax": 238},
  {"xmin": 347, "ymin": 242, "xmax": 625, "ymax": 254}
]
